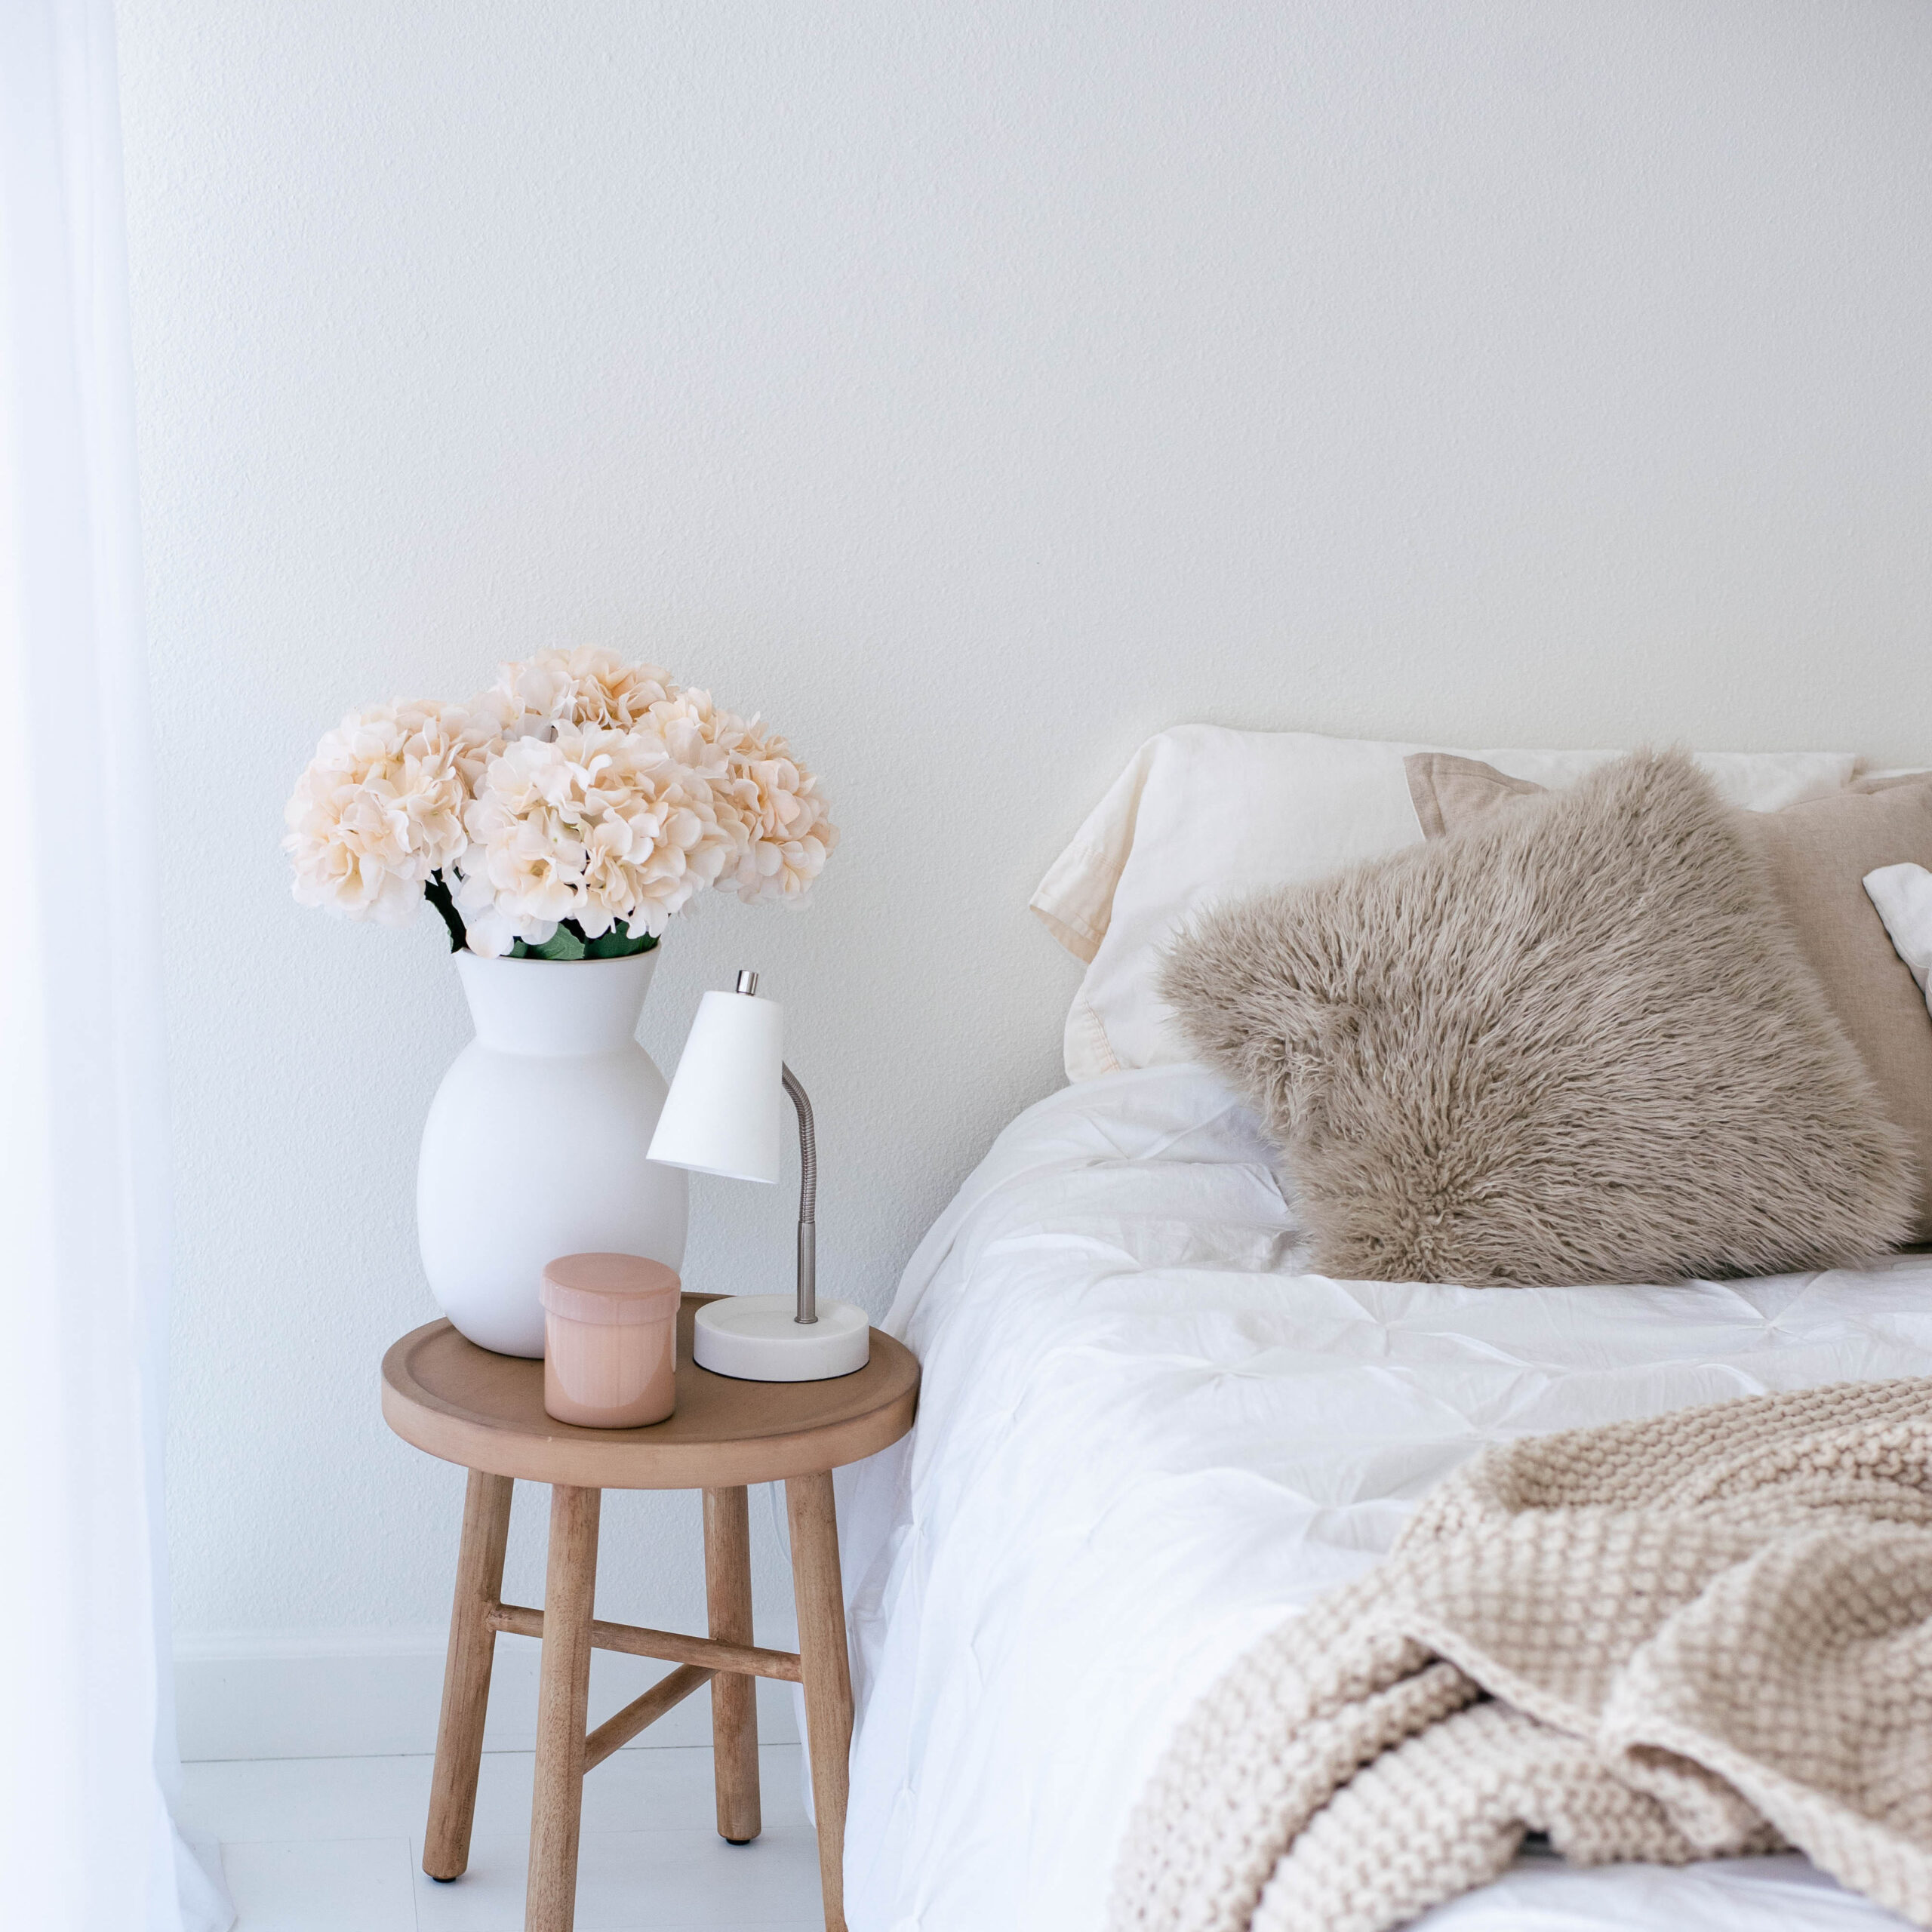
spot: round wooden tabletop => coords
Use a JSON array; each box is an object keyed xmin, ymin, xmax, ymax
[{"xmin": 381, "ymin": 1294, "xmax": 919, "ymax": 1491}]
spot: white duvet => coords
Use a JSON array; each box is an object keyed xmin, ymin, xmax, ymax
[{"xmin": 836, "ymin": 1066, "xmax": 1932, "ymax": 1932}]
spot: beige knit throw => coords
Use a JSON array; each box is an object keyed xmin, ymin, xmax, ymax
[{"xmin": 1109, "ymin": 1379, "xmax": 1932, "ymax": 1932}]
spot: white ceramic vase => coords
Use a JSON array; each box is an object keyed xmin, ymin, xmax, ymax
[{"xmin": 417, "ymin": 950, "xmax": 689, "ymax": 1357}]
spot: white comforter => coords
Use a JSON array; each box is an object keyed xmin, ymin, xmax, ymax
[{"xmin": 837, "ymin": 1066, "xmax": 1932, "ymax": 1932}]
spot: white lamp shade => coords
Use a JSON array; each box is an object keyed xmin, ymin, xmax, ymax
[{"xmin": 647, "ymin": 989, "xmax": 783, "ymax": 1183}]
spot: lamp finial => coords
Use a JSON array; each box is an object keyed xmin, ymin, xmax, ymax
[{"xmin": 734, "ymin": 968, "xmax": 759, "ymax": 996}]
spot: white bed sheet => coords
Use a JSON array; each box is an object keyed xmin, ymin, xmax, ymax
[{"xmin": 838, "ymin": 1066, "xmax": 1932, "ymax": 1932}]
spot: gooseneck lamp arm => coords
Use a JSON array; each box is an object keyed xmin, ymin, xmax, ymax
[
  {"xmin": 731, "ymin": 970, "xmax": 817, "ymax": 1327},
  {"xmin": 782, "ymin": 1064, "xmax": 817, "ymax": 1326}
]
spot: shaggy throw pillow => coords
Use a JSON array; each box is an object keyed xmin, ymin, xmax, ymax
[
  {"xmin": 1407, "ymin": 753, "xmax": 1932, "ymax": 1241},
  {"xmin": 1161, "ymin": 750, "xmax": 1915, "ymax": 1286}
]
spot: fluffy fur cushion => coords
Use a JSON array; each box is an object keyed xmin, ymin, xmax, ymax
[
  {"xmin": 1404, "ymin": 753, "xmax": 1932, "ymax": 1241},
  {"xmin": 1160, "ymin": 750, "xmax": 1915, "ymax": 1286}
]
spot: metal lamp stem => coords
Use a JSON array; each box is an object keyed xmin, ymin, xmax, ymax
[{"xmin": 781, "ymin": 1062, "xmax": 817, "ymax": 1324}]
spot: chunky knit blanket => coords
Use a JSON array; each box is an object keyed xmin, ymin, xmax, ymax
[{"xmin": 1109, "ymin": 1379, "xmax": 1932, "ymax": 1932}]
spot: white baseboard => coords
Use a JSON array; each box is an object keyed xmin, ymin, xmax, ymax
[{"xmin": 174, "ymin": 1628, "xmax": 801, "ymax": 1762}]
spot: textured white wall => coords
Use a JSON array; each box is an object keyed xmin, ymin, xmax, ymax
[{"xmin": 116, "ymin": 0, "xmax": 1932, "ymax": 1694}]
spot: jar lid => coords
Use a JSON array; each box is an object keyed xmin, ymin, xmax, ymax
[{"xmin": 540, "ymin": 1253, "xmax": 682, "ymax": 1326}]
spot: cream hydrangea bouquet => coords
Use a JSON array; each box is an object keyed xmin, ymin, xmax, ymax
[{"xmin": 283, "ymin": 649, "xmax": 837, "ymax": 958}]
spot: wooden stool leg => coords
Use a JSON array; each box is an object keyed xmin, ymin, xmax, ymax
[
  {"xmin": 527, "ymin": 1484, "xmax": 601, "ymax": 1932},
  {"xmin": 703, "ymin": 1486, "xmax": 761, "ymax": 1843},
  {"xmin": 786, "ymin": 1472, "xmax": 853, "ymax": 1932},
  {"xmin": 425, "ymin": 1469, "xmax": 514, "ymax": 1880}
]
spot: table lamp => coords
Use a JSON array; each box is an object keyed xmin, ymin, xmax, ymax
[{"xmin": 646, "ymin": 971, "xmax": 870, "ymax": 1382}]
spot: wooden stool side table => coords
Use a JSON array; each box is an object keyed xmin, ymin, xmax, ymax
[{"xmin": 380, "ymin": 1295, "xmax": 919, "ymax": 1932}]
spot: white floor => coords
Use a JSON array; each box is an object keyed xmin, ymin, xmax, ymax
[{"xmin": 180, "ymin": 1744, "xmax": 826, "ymax": 1932}]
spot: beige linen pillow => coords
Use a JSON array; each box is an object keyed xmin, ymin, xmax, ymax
[
  {"xmin": 1162, "ymin": 751, "xmax": 1913, "ymax": 1287},
  {"xmin": 1407, "ymin": 752, "xmax": 1932, "ymax": 1241}
]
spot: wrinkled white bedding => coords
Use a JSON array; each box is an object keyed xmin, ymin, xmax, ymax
[{"xmin": 837, "ymin": 1066, "xmax": 1932, "ymax": 1932}]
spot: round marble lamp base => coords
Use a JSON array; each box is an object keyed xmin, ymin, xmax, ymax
[{"xmin": 692, "ymin": 1294, "xmax": 871, "ymax": 1383}]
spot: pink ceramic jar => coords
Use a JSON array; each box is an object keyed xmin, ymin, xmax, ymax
[{"xmin": 540, "ymin": 1254, "xmax": 681, "ymax": 1427}]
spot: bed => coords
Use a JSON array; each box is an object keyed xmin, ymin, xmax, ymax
[
  {"xmin": 837, "ymin": 1063, "xmax": 1932, "ymax": 1931},
  {"xmin": 830, "ymin": 724, "xmax": 1932, "ymax": 1932}
]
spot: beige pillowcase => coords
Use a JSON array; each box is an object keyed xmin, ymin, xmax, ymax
[
  {"xmin": 1404, "ymin": 752, "xmax": 1546, "ymax": 839},
  {"xmin": 1405, "ymin": 752, "xmax": 1932, "ymax": 1241}
]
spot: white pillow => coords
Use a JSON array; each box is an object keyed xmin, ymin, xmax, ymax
[
  {"xmin": 1865, "ymin": 863, "xmax": 1932, "ymax": 1009},
  {"xmin": 1032, "ymin": 727, "xmax": 1858, "ymax": 1081}
]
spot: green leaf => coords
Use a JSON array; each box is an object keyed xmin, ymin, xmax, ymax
[
  {"xmin": 586, "ymin": 921, "xmax": 660, "ymax": 958},
  {"xmin": 527, "ymin": 926, "xmax": 588, "ymax": 961}
]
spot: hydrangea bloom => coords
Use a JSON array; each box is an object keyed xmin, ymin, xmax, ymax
[
  {"xmin": 475, "ymin": 648, "xmax": 676, "ymax": 737},
  {"xmin": 281, "ymin": 700, "xmax": 470, "ymax": 926},
  {"xmin": 451, "ymin": 727, "xmax": 734, "ymax": 957},
  {"xmin": 717, "ymin": 718, "xmax": 841, "ymax": 905}
]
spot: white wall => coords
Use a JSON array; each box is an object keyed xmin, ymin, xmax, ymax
[{"xmin": 115, "ymin": 0, "xmax": 1932, "ymax": 1755}]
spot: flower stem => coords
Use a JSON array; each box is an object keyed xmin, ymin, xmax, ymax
[{"xmin": 424, "ymin": 872, "xmax": 466, "ymax": 953}]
